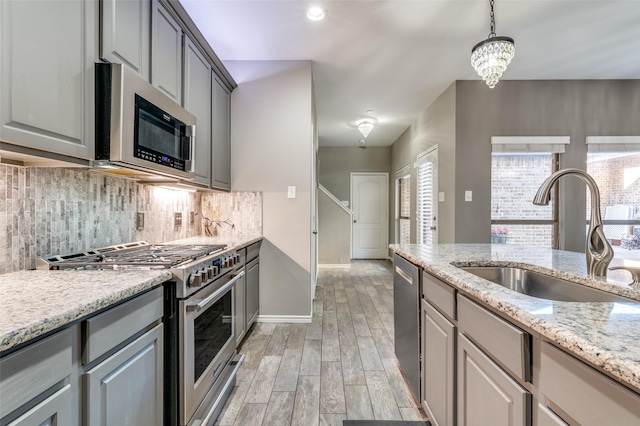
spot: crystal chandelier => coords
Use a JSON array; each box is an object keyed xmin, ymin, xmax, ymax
[
  {"xmin": 356, "ymin": 119, "xmax": 375, "ymax": 138},
  {"xmin": 471, "ymin": 0, "xmax": 515, "ymax": 88}
]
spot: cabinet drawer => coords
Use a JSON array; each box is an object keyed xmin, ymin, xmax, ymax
[
  {"xmin": 82, "ymin": 287, "xmax": 163, "ymax": 364},
  {"xmin": 0, "ymin": 328, "xmax": 72, "ymax": 417},
  {"xmin": 246, "ymin": 241, "xmax": 261, "ymax": 263},
  {"xmin": 540, "ymin": 341, "xmax": 640, "ymax": 426},
  {"xmin": 422, "ymin": 271, "xmax": 456, "ymax": 320},
  {"xmin": 457, "ymin": 294, "xmax": 530, "ymax": 382}
]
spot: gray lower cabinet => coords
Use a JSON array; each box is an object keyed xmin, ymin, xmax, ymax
[
  {"xmin": 100, "ymin": 0, "xmax": 150, "ymax": 79},
  {"xmin": 0, "ymin": 329, "xmax": 73, "ymax": 425},
  {"xmin": 83, "ymin": 324, "xmax": 164, "ymax": 426},
  {"xmin": 211, "ymin": 75, "xmax": 231, "ymax": 190},
  {"xmin": 421, "ymin": 299, "xmax": 456, "ymax": 426},
  {"xmin": 183, "ymin": 37, "xmax": 212, "ymax": 186},
  {"xmin": 151, "ymin": 0, "xmax": 182, "ymax": 102},
  {"xmin": 457, "ymin": 333, "xmax": 530, "ymax": 426},
  {"xmin": 539, "ymin": 341, "xmax": 640, "ymax": 426},
  {"xmin": 246, "ymin": 257, "xmax": 260, "ymax": 328},
  {"xmin": 0, "ymin": 0, "xmax": 97, "ymax": 160},
  {"xmin": 536, "ymin": 404, "xmax": 568, "ymax": 426},
  {"xmin": 234, "ymin": 267, "xmax": 247, "ymax": 346}
]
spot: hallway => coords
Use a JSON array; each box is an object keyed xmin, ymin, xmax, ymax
[{"xmin": 215, "ymin": 260, "xmax": 427, "ymax": 425}]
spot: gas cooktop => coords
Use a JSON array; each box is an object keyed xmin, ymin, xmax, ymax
[{"xmin": 36, "ymin": 241, "xmax": 228, "ymax": 270}]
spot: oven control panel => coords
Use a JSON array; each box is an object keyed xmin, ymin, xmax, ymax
[{"xmin": 184, "ymin": 252, "xmax": 243, "ymax": 290}]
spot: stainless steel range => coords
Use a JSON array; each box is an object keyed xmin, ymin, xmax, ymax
[{"xmin": 37, "ymin": 241, "xmax": 245, "ymax": 426}]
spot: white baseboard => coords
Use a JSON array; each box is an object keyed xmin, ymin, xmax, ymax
[
  {"xmin": 257, "ymin": 315, "xmax": 312, "ymax": 323},
  {"xmin": 318, "ymin": 264, "xmax": 351, "ymax": 269}
]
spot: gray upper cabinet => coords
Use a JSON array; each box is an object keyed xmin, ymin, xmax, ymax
[
  {"xmin": 0, "ymin": 0, "xmax": 97, "ymax": 160},
  {"xmin": 183, "ymin": 37, "xmax": 212, "ymax": 187},
  {"xmin": 211, "ymin": 75, "xmax": 231, "ymax": 190},
  {"xmin": 100, "ymin": 0, "xmax": 151, "ymax": 80},
  {"xmin": 151, "ymin": 0, "xmax": 182, "ymax": 103}
]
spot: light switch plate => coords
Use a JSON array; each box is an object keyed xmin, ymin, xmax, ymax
[
  {"xmin": 174, "ymin": 212, "xmax": 182, "ymax": 227},
  {"xmin": 465, "ymin": 190, "xmax": 473, "ymax": 202},
  {"xmin": 288, "ymin": 186, "xmax": 296, "ymax": 199},
  {"xmin": 439, "ymin": 192, "xmax": 445, "ymax": 202}
]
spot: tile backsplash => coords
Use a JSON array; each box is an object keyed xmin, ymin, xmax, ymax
[{"xmin": 0, "ymin": 164, "xmax": 262, "ymax": 274}]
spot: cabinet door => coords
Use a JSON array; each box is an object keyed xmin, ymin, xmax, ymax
[
  {"xmin": 536, "ymin": 404, "xmax": 568, "ymax": 426},
  {"xmin": 0, "ymin": 0, "xmax": 97, "ymax": 160},
  {"xmin": 246, "ymin": 258, "xmax": 260, "ymax": 328},
  {"xmin": 151, "ymin": 0, "xmax": 182, "ymax": 102},
  {"xmin": 183, "ymin": 37, "xmax": 211, "ymax": 187},
  {"xmin": 84, "ymin": 324, "xmax": 163, "ymax": 426},
  {"xmin": 457, "ymin": 333, "xmax": 530, "ymax": 426},
  {"xmin": 100, "ymin": 0, "xmax": 150, "ymax": 80},
  {"xmin": 234, "ymin": 272, "xmax": 246, "ymax": 346},
  {"xmin": 211, "ymin": 75, "xmax": 231, "ymax": 190},
  {"xmin": 7, "ymin": 385, "xmax": 72, "ymax": 426},
  {"xmin": 422, "ymin": 299, "xmax": 455, "ymax": 426}
]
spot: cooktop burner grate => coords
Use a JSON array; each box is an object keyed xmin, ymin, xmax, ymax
[{"xmin": 36, "ymin": 241, "xmax": 228, "ymax": 270}]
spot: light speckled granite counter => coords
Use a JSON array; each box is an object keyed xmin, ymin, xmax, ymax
[
  {"xmin": 0, "ymin": 236, "xmax": 263, "ymax": 354},
  {"xmin": 390, "ymin": 243, "xmax": 640, "ymax": 392},
  {"xmin": 0, "ymin": 269, "xmax": 171, "ymax": 353}
]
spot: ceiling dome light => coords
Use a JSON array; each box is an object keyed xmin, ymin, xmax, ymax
[
  {"xmin": 306, "ymin": 7, "xmax": 326, "ymax": 21},
  {"xmin": 471, "ymin": 0, "xmax": 515, "ymax": 88}
]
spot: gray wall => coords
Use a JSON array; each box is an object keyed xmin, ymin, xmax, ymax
[
  {"xmin": 318, "ymin": 146, "xmax": 391, "ymax": 202},
  {"xmin": 318, "ymin": 146, "xmax": 391, "ymax": 257},
  {"xmin": 455, "ymin": 80, "xmax": 640, "ymax": 251},
  {"xmin": 228, "ymin": 60, "xmax": 315, "ymax": 319},
  {"xmin": 389, "ymin": 83, "xmax": 457, "ymax": 244},
  {"xmin": 318, "ymin": 189, "xmax": 350, "ymax": 265}
]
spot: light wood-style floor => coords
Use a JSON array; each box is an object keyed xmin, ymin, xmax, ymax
[{"xmin": 215, "ymin": 260, "xmax": 428, "ymax": 425}]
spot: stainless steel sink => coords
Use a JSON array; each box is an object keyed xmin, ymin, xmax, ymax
[{"xmin": 461, "ymin": 266, "xmax": 632, "ymax": 303}]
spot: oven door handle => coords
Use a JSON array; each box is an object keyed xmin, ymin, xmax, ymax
[{"xmin": 186, "ymin": 270, "xmax": 245, "ymax": 313}]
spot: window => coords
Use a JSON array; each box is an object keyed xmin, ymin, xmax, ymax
[
  {"xmin": 396, "ymin": 173, "xmax": 411, "ymax": 245},
  {"xmin": 490, "ymin": 137, "xmax": 568, "ymax": 247},
  {"xmin": 416, "ymin": 147, "xmax": 437, "ymax": 245},
  {"xmin": 586, "ymin": 137, "xmax": 640, "ymax": 261}
]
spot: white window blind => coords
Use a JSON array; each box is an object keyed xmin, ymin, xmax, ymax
[
  {"xmin": 491, "ymin": 136, "xmax": 570, "ymax": 153},
  {"xmin": 586, "ymin": 136, "xmax": 640, "ymax": 153},
  {"xmin": 417, "ymin": 158, "xmax": 434, "ymax": 245}
]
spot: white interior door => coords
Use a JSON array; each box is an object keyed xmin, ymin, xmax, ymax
[
  {"xmin": 417, "ymin": 146, "xmax": 438, "ymax": 245},
  {"xmin": 351, "ymin": 173, "xmax": 389, "ymax": 259}
]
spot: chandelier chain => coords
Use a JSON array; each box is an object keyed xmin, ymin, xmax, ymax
[{"xmin": 489, "ymin": 0, "xmax": 496, "ymax": 37}]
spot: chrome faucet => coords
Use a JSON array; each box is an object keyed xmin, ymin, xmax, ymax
[{"xmin": 533, "ymin": 168, "xmax": 614, "ymax": 277}]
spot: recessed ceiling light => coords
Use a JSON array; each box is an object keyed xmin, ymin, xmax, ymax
[{"xmin": 306, "ymin": 7, "xmax": 326, "ymax": 21}]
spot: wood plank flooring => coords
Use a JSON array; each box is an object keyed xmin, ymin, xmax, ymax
[{"xmin": 216, "ymin": 260, "xmax": 427, "ymax": 425}]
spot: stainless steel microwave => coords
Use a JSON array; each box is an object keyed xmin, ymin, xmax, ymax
[{"xmin": 95, "ymin": 62, "xmax": 196, "ymax": 180}]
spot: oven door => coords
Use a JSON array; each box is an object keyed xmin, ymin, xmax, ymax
[{"xmin": 179, "ymin": 270, "xmax": 244, "ymax": 425}]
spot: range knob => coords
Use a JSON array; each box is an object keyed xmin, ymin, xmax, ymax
[
  {"xmin": 205, "ymin": 266, "xmax": 214, "ymax": 280},
  {"xmin": 188, "ymin": 271, "xmax": 203, "ymax": 287},
  {"xmin": 235, "ymin": 254, "xmax": 241, "ymax": 264}
]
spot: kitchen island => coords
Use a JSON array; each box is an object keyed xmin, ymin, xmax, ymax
[{"xmin": 391, "ymin": 243, "xmax": 640, "ymax": 426}]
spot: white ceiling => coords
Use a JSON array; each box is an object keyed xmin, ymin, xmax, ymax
[{"xmin": 179, "ymin": 0, "xmax": 640, "ymax": 147}]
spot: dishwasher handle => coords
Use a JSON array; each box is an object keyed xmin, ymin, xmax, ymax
[{"xmin": 395, "ymin": 266, "xmax": 414, "ymax": 285}]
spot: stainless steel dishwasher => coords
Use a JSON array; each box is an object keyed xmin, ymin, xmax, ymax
[{"xmin": 393, "ymin": 253, "xmax": 421, "ymax": 399}]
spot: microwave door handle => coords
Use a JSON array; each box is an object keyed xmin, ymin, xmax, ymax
[{"xmin": 186, "ymin": 270, "xmax": 245, "ymax": 313}]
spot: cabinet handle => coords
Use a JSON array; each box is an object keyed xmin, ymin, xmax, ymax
[{"xmin": 395, "ymin": 266, "xmax": 414, "ymax": 284}]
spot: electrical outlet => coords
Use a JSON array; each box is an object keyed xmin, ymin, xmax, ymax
[
  {"xmin": 190, "ymin": 211, "xmax": 195, "ymax": 225},
  {"xmin": 136, "ymin": 212, "xmax": 145, "ymax": 230},
  {"xmin": 174, "ymin": 212, "xmax": 182, "ymax": 227}
]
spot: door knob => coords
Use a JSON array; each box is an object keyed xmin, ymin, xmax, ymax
[{"xmin": 353, "ymin": 220, "xmax": 357, "ymax": 223}]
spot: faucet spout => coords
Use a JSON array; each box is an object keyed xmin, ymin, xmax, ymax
[{"xmin": 533, "ymin": 168, "xmax": 613, "ymax": 277}]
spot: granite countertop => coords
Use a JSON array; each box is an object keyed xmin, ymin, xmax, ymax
[
  {"xmin": 390, "ymin": 243, "xmax": 640, "ymax": 392},
  {"xmin": 0, "ymin": 236, "xmax": 263, "ymax": 354}
]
